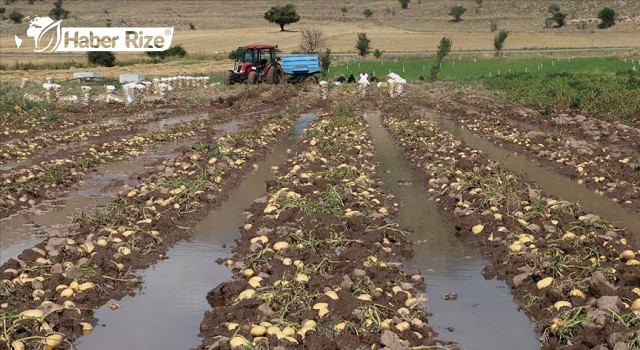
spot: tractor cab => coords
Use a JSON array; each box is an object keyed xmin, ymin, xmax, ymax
[
  {"xmin": 225, "ymin": 44, "xmax": 284, "ymax": 85},
  {"xmin": 234, "ymin": 45, "xmax": 279, "ymax": 73}
]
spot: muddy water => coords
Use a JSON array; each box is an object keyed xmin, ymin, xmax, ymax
[
  {"xmin": 0, "ymin": 140, "xmax": 192, "ymax": 263},
  {"xmin": 422, "ymin": 111, "xmax": 640, "ymax": 237},
  {"xmin": 74, "ymin": 113, "xmax": 318, "ymax": 350},
  {"xmin": 366, "ymin": 112, "xmax": 540, "ymax": 350}
]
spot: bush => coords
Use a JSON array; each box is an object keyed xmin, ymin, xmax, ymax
[
  {"xmin": 229, "ymin": 50, "xmax": 237, "ymax": 60},
  {"xmin": 320, "ymin": 48, "xmax": 331, "ymax": 79},
  {"xmin": 9, "ymin": 11, "xmax": 23, "ymax": 23},
  {"xmin": 547, "ymin": 4, "xmax": 566, "ymax": 27},
  {"xmin": 355, "ymin": 33, "xmax": 371, "ymax": 57},
  {"xmin": 598, "ymin": 7, "xmax": 615, "ymax": 29},
  {"xmin": 145, "ymin": 45, "xmax": 187, "ymax": 60},
  {"xmin": 449, "ymin": 5, "xmax": 466, "ymax": 22},
  {"xmin": 363, "ymin": 8, "xmax": 373, "ymax": 18},
  {"xmin": 340, "ymin": 6, "xmax": 347, "ymax": 16},
  {"xmin": 493, "ymin": 30, "xmax": 509, "ymax": 56},
  {"xmin": 0, "ymin": 7, "xmax": 5, "ymax": 20},
  {"xmin": 373, "ymin": 48, "xmax": 383, "ymax": 59},
  {"xmin": 87, "ymin": 51, "xmax": 116, "ymax": 67},
  {"xmin": 399, "ymin": 0, "xmax": 410, "ymax": 9},
  {"xmin": 49, "ymin": 0, "xmax": 70, "ymax": 20},
  {"xmin": 189, "ymin": 22, "xmax": 196, "ymax": 30},
  {"xmin": 430, "ymin": 37, "xmax": 452, "ymax": 81}
]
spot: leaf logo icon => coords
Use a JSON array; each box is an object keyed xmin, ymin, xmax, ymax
[{"xmin": 26, "ymin": 16, "xmax": 62, "ymax": 53}]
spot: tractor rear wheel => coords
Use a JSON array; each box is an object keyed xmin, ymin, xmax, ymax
[
  {"xmin": 266, "ymin": 65, "xmax": 284, "ymax": 85},
  {"xmin": 248, "ymin": 72, "xmax": 258, "ymax": 84},
  {"xmin": 224, "ymin": 71, "xmax": 233, "ymax": 85}
]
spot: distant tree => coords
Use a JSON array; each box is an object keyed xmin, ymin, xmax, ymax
[
  {"xmin": 399, "ymin": 0, "xmax": 410, "ymax": 9},
  {"xmin": 493, "ymin": 29, "xmax": 509, "ymax": 56},
  {"xmin": 373, "ymin": 48, "xmax": 383, "ymax": 59},
  {"xmin": 229, "ymin": 49, "xmax": 238, "ymax": 60},
  {"xmin": 299, "ymin": 28, "xmax": 327, "ymax": 53},
  {"xmin": 547, "ymin": 4, "xmax": 566, "ymax": 27},
  {"xmin": 0, "ymin": 7, "xmax": 6, "ymax": 20},
  {"xmin": 320, "ymin": 48, "xmax": 331, "ymax": 79},
  {"xmin": 449, "ymin": 5, "xmax": 466, "ymax": 22},
  {"xmin": 363, "ymin": 8, "xmax": 373, "ymax": 18},
  {"xmin": 355, "ymin": 33, "xmax": 371, "ymax": 57},
  {"xmin": 9, "ymin": 11, "xmax": 23, "ymax": 23},
  {"xmin": 430, "ymin": 37, "xmax": 452, "ymax": 81},
  {"xmin": 50, "ymin": 0, "xmax": 70, "ymax": 20},
  {"xmin": 340, "ymin": 6, "xmax": 347, "ymax": 16},
  {"xmin": 87, "ymin": 51, "xmax": 116, "ymax": 67},
  {"xmin": 475, "ymin": 0, "xmax": 483, "ymax": 6},
  {"xmin": 189, "ymin": 22, "xmax": 196, "ymax": 30},
  {"xmin": 598, "ymin": 7, "xmax": 615, "ymax": 29},
  {"xmin": 264, "ymin": 4, "xmax": 300, "ymax": 31}
]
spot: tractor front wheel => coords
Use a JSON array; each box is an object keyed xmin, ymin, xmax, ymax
[
  {"xmin": 266, "ymin": 66, "xmax": 284, "ymax": 85},
  {"xmin": 224, "ymin": 71, "xmax": 234, "ymax": 85},
  {"xmin": 248, "ymin": 72, "xmax": 258, "ymax": 84}
]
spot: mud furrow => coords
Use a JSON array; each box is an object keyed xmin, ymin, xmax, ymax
[
  {"xmin": 0, "ymin": 95, "xmax": 316, "ymax": 350},
  {"xmin": 379, "ymin": 99, "xmax": 640, "ymax": 350},
  {"xmin": 198, "ymin": 98, "xmax": 454, "ymax": 350}
]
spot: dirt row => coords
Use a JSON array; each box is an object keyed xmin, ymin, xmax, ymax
[
  {"xmin": 407, "ymin": 88, "xmax": 640, "ymax": 214},
  {"xmin": 412, "ymin": 87, "xmax": 640, "ymax": 152},
  {"xmin": 379, "ymin": 98, "xmax": 640, "ymax": 350},
  {"xmin": 0, "ymin": 88, "xmax": 300, "ymax": 220},
  {"xmin": 198, "ymin": 97, "xmax": 455, "ymax": 350},
  {"xmin": 0, "ymin": 86, "xmax": 282, "ymax": 165},
  {"xmin": 0, "ymin": 93, "xmax": 316, "ymax": 350},
  {"xmin": 0, "ymin": 81, "xmax": 248, "ymax": 141}
]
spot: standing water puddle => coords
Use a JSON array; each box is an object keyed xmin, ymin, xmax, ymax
[
  {"xmin": 421, "ymin": 110, "xmax": 640, "ymax": 237},
  {"xmin": 74, "ymin": 113, "xmax": 318, "ymax": 350},
  {"xmin": 0, "ymin": 139, "xmax": 193, "ymax": 263},
  {"xmin": 366, "ymin": 112, "xmax": 540, "ymax": 350}
]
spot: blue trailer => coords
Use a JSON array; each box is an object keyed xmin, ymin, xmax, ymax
[{"xmin": 281, "ymin": 54, "xmax": 320, "ymax": 84}]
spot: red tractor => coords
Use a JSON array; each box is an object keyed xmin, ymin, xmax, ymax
[{"xmin": 224, "ymin": 44, "xmax": 284, "ymax": 85}]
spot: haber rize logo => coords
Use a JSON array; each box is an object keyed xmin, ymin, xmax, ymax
[{"xmin": 15, "ymin": 16, "xmax": 173, "ymax": 53}]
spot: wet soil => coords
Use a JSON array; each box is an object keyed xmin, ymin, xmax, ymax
[
  {"xmin": 0, "ymin": 94, "xmax": 318, "ymax": 349},
  {"xmin": 379, "ymin": 97, "xmax": 640, "ymax": 350},
  {"xmin": 366, "ymin": 111, "xmax": 540, "ymax": 350},
  {"xmin": 197, "ymin": 100, "xmax": 455, "ymax": 350},
  {"xmin": 407, "ymin": 88, "xmax": 640, "ymax": 214}
]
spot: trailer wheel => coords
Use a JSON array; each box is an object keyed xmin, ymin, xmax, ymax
[
  {"xmin": 224, "ymin": 71, "xmax": 233, "ymax": 85},
  {"xmin": 304, "ymin": 75, "xmax": 318, "ymax": 84},
  {"xmin": 248, "ymin": 72, "xmax": 258, "ymax": 84}
]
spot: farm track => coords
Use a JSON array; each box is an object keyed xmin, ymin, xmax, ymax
[
  {"xmin": 0, "ymin": 92, "xmax": 317, "ymax": 350},
  {"xmin": 409, "ymin": 89, "xmax": 640, "ymax": 215},
  {"xmin": 0, "ymin": 88, "xmax": 296, "ymax": 220},
  {"xmin": 198, "ymin": 97, "xmax": 455, "ymax": 350},
  {"xmin": 378, "ymin": 98, "xmax": 640, "ymax": 350}
]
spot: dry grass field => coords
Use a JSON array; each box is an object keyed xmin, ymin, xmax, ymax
[{"xmin": 0, "ymin": 0, "xmax": 639, "ymax": 80}]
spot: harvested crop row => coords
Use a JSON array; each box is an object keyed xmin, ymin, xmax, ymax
[
  {"xmin": 435, "ymin": 105, "xmax": 640, "ymax": 213},
  {"xmin": 379, "ymin": 100, "xmax": 640, "ymax": 350},
  {"xmin": 0, "ymin": 86, "xmax": 302, "ymax": 220},
  {"xmin": 0, "ymin": 95, "xmax": 315, "ymax": 350},
  {"xmin": 0, "ymin": 85, "xmax": 286, "ymax": 165},
  {"xmin": 408, "ymin": 87, "xmax": 640, "ymax": 154},
  {"xmin": 0, "ymin": 113, "xmax": 227, "ymax": 220},
  {"xmin": 0, "ymin": 83, "xmax": 272, "ymax": 143},
  {"xmin": 198, "ymin": 98, "xmax": 453, "ymax": 350}
]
